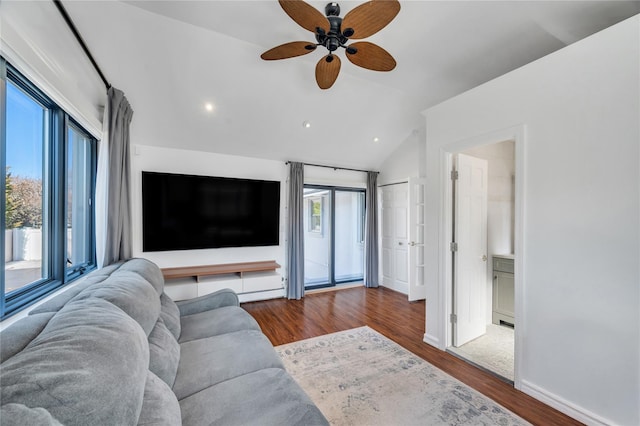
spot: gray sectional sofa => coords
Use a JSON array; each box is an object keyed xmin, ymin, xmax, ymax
[{"xmin": 0, "ymin": 258, "xmax": 328, "ymax": 425}]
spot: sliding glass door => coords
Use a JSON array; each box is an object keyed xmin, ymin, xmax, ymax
[
  {"xmin": 303, "ymin": 185, "xmax": 365, "ymax": 289},
  {"xmin": 303, "ymin": 187, "xmax": 331, "ymax": 286},
  {"xmin": 334, "ymin": 190, "xmax": 365, "ymax": 282}
]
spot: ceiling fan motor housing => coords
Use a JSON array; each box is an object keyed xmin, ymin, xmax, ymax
[{"xmin": 325, "ymin": 2, "xmax": 340, "ymax": 16}]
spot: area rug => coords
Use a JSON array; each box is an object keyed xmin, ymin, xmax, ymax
[{"xmin": 276, "ymin": 326, "xmax": 529, "ymax": 426}]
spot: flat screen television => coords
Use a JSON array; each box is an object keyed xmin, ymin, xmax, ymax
[{"xmin": 142, "ymin": 171, "xmax": 280, "ymax": 252}]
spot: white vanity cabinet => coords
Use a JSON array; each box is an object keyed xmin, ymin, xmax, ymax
[{"xmin": 492, "ymin": 255, "xmax": 514, "ymax": 326}]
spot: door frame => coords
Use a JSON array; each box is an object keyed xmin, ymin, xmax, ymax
[{"xmin": 439, "ymin": 124, "xmax": 525, "ymax": 389}]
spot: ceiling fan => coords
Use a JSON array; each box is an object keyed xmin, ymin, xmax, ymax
[{"xmin": 261, "ymin": 0, "xmax": 401, "ymax": 89}]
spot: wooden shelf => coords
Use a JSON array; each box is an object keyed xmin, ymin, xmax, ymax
[{"xmin": 161, "ymin": 260, "xmax": 281, "ymax": 283}]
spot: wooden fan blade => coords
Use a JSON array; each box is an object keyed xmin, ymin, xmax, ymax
[
  {"xmin": 346, "ymin": 41, "xmax": 396, "ymax": 71},
  {"xmin": 342, "ymin": 0, "xmax": 400, "ymax": 40},
  {"xmin": 315, "ymin": 55, "xmax": 341, "ymax": 89},
  {"xmin": 261, "ymin": 41, "xmax": 317, "ymax": 60},
  {"xmin": 279, "ymin": 0, "xmax": 329, "ymax": 33}
]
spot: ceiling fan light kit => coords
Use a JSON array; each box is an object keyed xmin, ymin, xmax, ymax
[{"xmin": 261, "ymin": 0, "xmax": 400, "ymax": 89}]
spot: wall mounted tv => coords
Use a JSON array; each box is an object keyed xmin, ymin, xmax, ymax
[{"xmin": 142, "ymin": 171, "xmax": 280, "ymax": 252}]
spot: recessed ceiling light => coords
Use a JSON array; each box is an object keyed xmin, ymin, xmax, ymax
[
  {"xmin": 373, "ymin": 137, "xmax": 380, "ymax": 143},
  {"xmin": 204, "ymin": 102, "xmax": 214, "ymax": 112},
  {"xmin": 303, "ymin": 121, "xmax": 311, "ymax": 128}
]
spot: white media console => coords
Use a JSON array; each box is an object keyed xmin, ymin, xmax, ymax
[{"xmin": 161, "ymin": 260, "xmax": 283, "ymax": 301}]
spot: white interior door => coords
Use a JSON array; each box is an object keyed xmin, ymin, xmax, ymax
[
  {"xmin": 453, "ymin": 154, "xmax": 489, "ymax": 347},
  {"xmin": 393, "ymin": 184, "xmax": 409, "ymax": 292},
  {"xmin": 380, "ymin": 183, "xmax": 409, "ymax": 294},
  {"xmin": 381, "ymin": 187, "xmax": 394, "ymax": 289},
  {"xmin": 408, "ymin": 177, "xmax": 426, "ymax": 301}
]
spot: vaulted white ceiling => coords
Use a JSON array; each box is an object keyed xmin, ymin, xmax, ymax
[{"xmin": 64, "ymin": 0, "xmax": 640, "ymax": 170}]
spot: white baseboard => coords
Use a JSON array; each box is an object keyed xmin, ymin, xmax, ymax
[
  {"xmin": 423, "ymin": 332, "xmax": 442, "ymax": 349},
  {"xmin": 380, "ymin": 282, "xmax": 408, "ymax": 295},
  {"xmin": 238, "ymin": 288, "xmax": 285, "ymax": 303},
  {"xmin": 520, "ymin": 379, "xmax": 612, "ymax": 426}
]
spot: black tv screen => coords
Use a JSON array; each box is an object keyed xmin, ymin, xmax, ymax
[{"xmin": 142, "ymin": 171, "xmax": 280, "ymax": 252}]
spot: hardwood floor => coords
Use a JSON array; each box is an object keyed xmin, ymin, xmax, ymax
[{"xmin": 242, "ymin": 286, "xmax": 582, "ymax": 426}]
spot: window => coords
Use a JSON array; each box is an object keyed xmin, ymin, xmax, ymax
[
  {"xmin": 1, "ymin": 59, "xmax": 97, "ymax": 318},
  {"xmin": 308, "ymin": 198, "xmax": 322, "ymax": 233},
  {"xmin": 66, "ymin": 124, "xmax": 95, "ymax": 279},
  {"xmin": 356, "ymin": 191, "xmax": 365, "ymax": 244}
]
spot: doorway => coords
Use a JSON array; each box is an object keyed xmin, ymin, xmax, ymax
[
  {"xmin": 447, "ymin": 140, "xmax": 516, "ymax": 383},
  {"xmin": 380, "ymin": 178, "xmax": 427, "ymax": 301},
  {"xmin": 381, "ymin": 183, "xmax": 409, "ymax": 294},
  {"xmin": 303, "ymin": 185, "xmax": 365, "ymax": 289}
]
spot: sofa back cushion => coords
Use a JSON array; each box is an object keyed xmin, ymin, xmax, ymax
[
  {"xmin": 160, "ymin": 293, "xmax": 181, "ymax": 340},
  {"xmin": 0, "ymin": 403, "xmax": 63, "ymax": 425},
  {"xmin": 72, "ymin": 271, "xmax": 161, "ymax": 336},
  {"xmin": 137, "ymin": 371, "xmax": 182, "ymax": 425},
  {"xmin": 0, "ymin": 298, "xmax": 149, "ymax": 426},
  {"xmin": 28, "ymin": 263, "xmax": 122, "ymax": 315},
  {"xmin": 0, "ymin": 312, "xmax": 55, "ymax": 363},
  {"xmin": 119, "ymin": 258, "xmax": 166, "ymax": 296},
  {"xmin": 148, "ymin": 317, "xmax": 180, "ymax": 387}
]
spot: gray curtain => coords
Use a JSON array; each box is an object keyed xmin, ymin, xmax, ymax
[
  {"xmin": 364, "ymin": 171, "xmax": 379, "ymax": 288},
  {"xmin": 287, "ymin": 162, "xmax": 305, "ymax": 299},
  {"xmin": 103, "ymin": 87, "xmax": 134, "ymax": 266}
]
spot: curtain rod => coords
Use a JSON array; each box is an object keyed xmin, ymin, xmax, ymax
[
  {"xmin": 378, "ymin": 181, "xmax": 408, "ymax": 188},
  {"xmin": 285, "ymin": 161, "xmax": 377, "ymax": 174},
  {"xmin": 53, "ymin": 0, "xmax": 111, "ymax": 90}
]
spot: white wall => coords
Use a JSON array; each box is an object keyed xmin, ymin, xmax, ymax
[
  {"xmin": 304, "ymin": 166, "xmax": 367, "ymax": 189},
  {"xmin": 379, "ymin": 127, "xmax": 426, "ymax": 185},
  {"xmin": 131, "ymin": 145, "xmax": 287, "ymax": 273},
  {"xmin": 422, "ymin": 16, "xmax": 639, "ymax": 426},
  {"xmin": 462, "ymin": 141, "xmax": 515, "ymax": 256}
]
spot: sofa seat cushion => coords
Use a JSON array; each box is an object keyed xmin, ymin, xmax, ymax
[
  {"xmin": 172, "ymin": 330, "xmax": 284, "ymax": 400},
  {"xmin": 0, "ymin": 298, "xmax": 149, "ymax": 426},
  {"xmin": 178, "ymin": 306, "xmax": 261, "ymax": 343},
  {"xmin": 179, "ymin": 368, "xmax": 328, "ymax": 426}
]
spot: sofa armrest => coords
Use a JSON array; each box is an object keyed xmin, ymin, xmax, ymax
[{"xmin": 175, "ymin": 288, "xmax": 239, "ymax": 317}]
